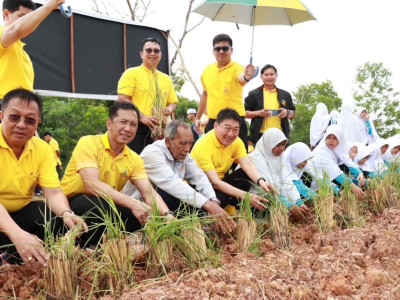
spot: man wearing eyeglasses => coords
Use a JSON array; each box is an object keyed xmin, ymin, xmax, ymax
[
  {"xmin": 61, "ymin": 101, "xmax": 171, "ymax": 247},
  {"xmin": 0, "ymin": 0, "xmax": 66, "ymax": 103},
  {"xmin": 0, "ymin": 88, "xmax": 87, "ymax": 266},
  {"xmin": 117, "ymin": 37, "xmax": 178, "ymax": 154},
  {"xmin": 194, "ymin": 33, "xmax": 257, "ymax": 151}
]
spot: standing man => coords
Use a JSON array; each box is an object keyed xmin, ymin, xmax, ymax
[
  {"xmin": 43, "ymin": 131, "xmax": 63, "ymax": 173},
  {"xmin": 245, "ymin": 64, "xmax": 295, "ymax": 147},
  {"xmin": 117, "ymin": 37, "xmax": 178, "ymax": 154},
  {"xmin": 194, "ymin": 33, "xmax": 257, "ymax": 150},
  {"xmin": 0, "ymin": 88, "xmax": 86, "ymax": 266},
  {"xmin": 61, "ymin": 102, "xmax": 171, "ymax": 247},
  {"xmin": 191, "ymin": 108, "xmax": 273, "ymax": 211},
  {"xmin": 0, "ymin": 0, "xmax": 65, "ymax": 101},
  {"xmin": 140, "ymin": 120, "xmax": 236, "ymax": 233},
  {"xmin": 187, "ymin": 108, "xmax": 199, "ymax": 146}
]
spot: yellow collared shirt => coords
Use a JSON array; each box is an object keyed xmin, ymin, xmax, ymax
[
  {"xmin": 48, "ymin": 138, "xmax": 62, "ymax": 167},
  {"xmin": 0, "ymin": 26, "xmax": 34, "ymax": 99},
  {"xmin": 117, "ymin": 65, "xmax": 178, "ymax": 116},
  {"xmin": 260, "ymin": 88, "xmax": 282, "ymax": 133},
  {"xmin": 0, "ymin": 126, "xmax": 59, "ymax": 212},
  {"xmin": 201, "ymin": 61, "xmax": 245, "ymax": 119},
  {"xmin": 191, "ymin": 129, "xmax": 247, "ymax": 179},
  {"xmin": 61, "ymin": 132, "xmax": 148, "ymax": 198}
]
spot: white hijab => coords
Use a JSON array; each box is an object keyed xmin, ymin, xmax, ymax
[
  {"xmin": 283, "ymin": 142, "xmax": 313, "ymax": 181},
  {"xmin": 354, "ymin": 144, "xmax": 373, "ymax": 171},
  {"xmin": 356, "ymin": 107, "xmax": 370, "ymax": 145},
  {"xmin": 382, "ymin": 137, "xmax": 400, "ymax": 163},
  {"xmin": 338, "ymin": 103, "xmax": 363, "ymax": 144},
  {"xmin": 367, "ymin": 138, "xmax": 388, "ymax": 173},
  {"xmin": 247, "ymin": 128, "xmax": 300, "ymax": 203},
  {"xmin": 310, "ymin": 103, "xmax": 331, "ymax": 147},
  {"xmin": 330, "ymin": 110, "xmax": 339, "ymax": 125},
  {"xmin": 310, "ymin": 125, "xmax": 357, "ymax": 180}
]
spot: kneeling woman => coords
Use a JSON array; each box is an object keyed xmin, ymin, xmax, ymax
[
  {"xmin": 237, "ymin": 128, "xmax": 309, "ymax": 220},
  {"xmin": 310, "ymin": 125, "xmax": 365, "ymax": 199}
]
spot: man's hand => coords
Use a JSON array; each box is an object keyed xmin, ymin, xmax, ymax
[
  {"xmin": 202, "ymin": 201, "xmax": 236, "ymax": 234},
  {"xmin": 45, "ymin": 0, "xmax": 66, "ymax": 10},
  {"xmin": 130, "ymin": 199, "xmax": 152, "ymax": 225},
  {"xmin": 244, "ymin": 64, "xmax": 257, "ymax": 80},
  {"xmin": 141, "ymin": 115, "xmax": 159, "ymax": 130},
  {"xmin": 194, "ymin": 120, "xmax": 203, "ymax": 134},
  {"xmin": 61, "ymin": 211, "xmax": 88, "ymax": 234},
  {"xmin": 258, "ymin": 109, "xmax": 271, "ymax": 118},
  {"xmin": 249, "ymin": 193, "xmax": 268, "ymax": 211},
  {"xmin": 278, "ymin": 108, "xmax": 288, "ymax": 119},
  {"xmin": 163, "ymin": 107, "xmax": 172, "ymax": 117},
  {"xmin": 11, "ymin": 231, "xmax": 49, "ymax": 266}
]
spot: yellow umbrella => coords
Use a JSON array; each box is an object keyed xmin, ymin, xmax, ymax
[{"xmin": 194, "ymin": 0, "xmax": 316, "ymax": 71}]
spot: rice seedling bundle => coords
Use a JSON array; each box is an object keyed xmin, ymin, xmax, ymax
[
  {"xmin": 181, "ymin": 223, "xmax": 208, "ymax": 261},
  {"xmin": 237, "ymin": 218, "xmax": 258, "ymax": 252},
  {"xmin": 366, "ymin": 176, "xmax": 385, "ymax": 214},
  {"xmin": 341, "ymin": 179, "xmax": 359, "ymax": 223},
  {"xmin": 269, "ymin": 199, "xmax": 291, "ymax": 249},
  {"xmin": 314, "ymin": 172, "xmax": 335, "ymax": 232}
]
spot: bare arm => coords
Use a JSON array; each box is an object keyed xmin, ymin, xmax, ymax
[
  {"xmin": 194, "ymin": 91, "xmax": 207, "ymax": 133},
  {"xmin": 130, "ymin": 178, "xmax": 170, "ymax": 216},
  {"xmin": 1, "ymin": 0, "xmax": 65, "ymax": 48},
  {"xmin": 79, "ymin": 167, "xmax": 151, "ymax": 224},
  {"xmin": 117, "ymin": 94, "xmax": 132, "ymax": 103}
]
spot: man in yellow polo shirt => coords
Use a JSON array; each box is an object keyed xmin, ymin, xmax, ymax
[
  {"xmin": 0, "ymin": 88, "xmax": 86, "ymax": 266},
  {"xmin": 117, "ymin": 37, "xmax": 178, "ymax": 154},
  {"xmin": 194, "ymin": 33, "xmax": 257, "ymax": 151},
  {"xmin": 0, "ymin": 0, "xmax": 66, "ymax": 104},
  {"xmin": 43, "ymin": 131, "xmax": 63, "ymax": 172},
  {"xmin": 245, "ymin": 64, "xmax": 296, "ymax": 146},
  {"xmin": 191, "ymin": 108, "xmax": 273, "ymax": 211},
  {"xmin": 61, "ymin": 101, "xmax": 171, "ymax": 247}
]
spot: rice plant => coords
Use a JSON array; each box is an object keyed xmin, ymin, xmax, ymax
[
  {"xmin": 366, "ymin": 176, "xmax": 386, "ymax": 215},
  {"xmin": 149, "ymin": 66, "xmax": 167, "ymax": 140},
  {"xmin": 313, "ymin": 171, "xmax": 335, "ymax": 232},
  {"xmin": 236, "ymin": 193, "xmax": 258, "ymax": 252},
  {"xmin": 338, "ymin": 178, "xmax": 362, "ymax": 227}
]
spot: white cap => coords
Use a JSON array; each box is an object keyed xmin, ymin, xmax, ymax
[{"xmin": 187, "ymin": 108, "xmax": 196, "ymax": 114}]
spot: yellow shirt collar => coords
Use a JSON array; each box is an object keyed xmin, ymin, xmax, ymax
[{"xmin": 101, "ymin": 132, "xmax": 129, "ymax": 156}]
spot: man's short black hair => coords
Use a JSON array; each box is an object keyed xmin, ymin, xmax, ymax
[
  {"xmin": 141, "ymin": 37, "xmax": 161, "ymax": 51},
  {"xmin": 43, "ymin": 131, "xmax": 52, "ymax": 137},
  {"xmin": 261, "ymin": 64, "xmax": 277, "ymax": 75},
  {"xmin": 109, "ymin": 101, "xmax": 140, "ymax": 121},
  {"xmin": 2, "ymin": 88, "xmax": 43, "ymax": 114},
  {"xmin": 216, "ymin": 108, "xmax": 240, "ymax": 124},
  {"xmin": 3, "ymin": 0, "xmax": 35, "ymax": 12},
  {"xmin": 213, "ymin": 33, "xmax": 232, "ymax": 47}
]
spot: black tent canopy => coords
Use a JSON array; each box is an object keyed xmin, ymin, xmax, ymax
[{"xmin": 24, "ymin": 3, "xmax": 170, "ymax": 100}]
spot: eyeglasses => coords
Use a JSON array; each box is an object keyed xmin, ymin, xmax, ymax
[
  {"xmin": 7, "ymin": 114, "xmax": 38, "ymax": 126},
  {"xmin": 213, "ymin": 46, "xmax": 231, "ymax": 52},
  {"xmin": 144, "ymin": 48, "xmax": 161, "ymax": 54}
]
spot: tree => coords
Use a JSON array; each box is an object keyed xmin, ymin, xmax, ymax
[
  {"xmin": 38, "ymin": 97, "xmax": 109, "ymax": 173},
  {"xmin": 353, "ymin": 62, "xmax": 400, "ymax": 138},
  {"xmin": 290, "ymin": 81, "xmax": 342, "ymax": 145}
]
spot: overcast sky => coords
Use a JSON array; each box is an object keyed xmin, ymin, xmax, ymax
[{"xmin": 2, "ymin": 0, "xmax": 400, "ymax": 106}]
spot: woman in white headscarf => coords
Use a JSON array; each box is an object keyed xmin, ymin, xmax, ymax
[
  {"xmin": 363, "ymin": 138, "xmax": 388, "ymax": 174},
  {"xmin": 382, "ymin": 137, "xmax": 400, "ymax": 165},
  {"xmin": 309, "ymin": 125, "xmax": 365, "ymax": 199},
  {"xmin": 356, "ymin": 107, "xmax": 372, "ymax": 145},
  {"xmin": 239, "ymin": 128, "xmax": 309, "ymax": 219},
  {"xmin": 329, "ymin": 109, "xmax": 340, "ymax": 125},
  {"xmin": 354, "ymin": 144, "xmax": 376, "ymax": 177},
  {"xmin": 310, "ymin": 103, "xmax": 331, "ymax": 149},
  {"xmin": 338, "ymin": 103, "xmax": 364, "ymax": 144}
]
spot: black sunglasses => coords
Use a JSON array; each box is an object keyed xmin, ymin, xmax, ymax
[
  {"xmin": 213, "ymin": 46, "xmax": 230, "ymax": 52},
  {"xmin": 144, "ymin": 48, "xmax": 161, "ymax": 54},
  {"xmin": 7, "ymin": 114, "xmax": 37, "ymax": 126}
]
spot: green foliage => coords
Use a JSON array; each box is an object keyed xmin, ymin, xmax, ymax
[
  {"xmin": 352, "ymin": 62, "xmax": 400, "ymax": 137},
  {"xmin": 175, "ymin": 95, "xmax": 198, "ymax": 121},
  {"xmin": 38, "ymin": 97, "xmax": 109, "ymax": 172},
  {"xmin": 290, "ymin": 81, "xmax": 342, "ymax": 145}
]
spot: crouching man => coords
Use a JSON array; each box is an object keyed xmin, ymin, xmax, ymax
[
  {"xmin": 137, "ymin": 120, "xmax": 236, "ymax": 233},
  {"xmin": 61, "ymin": 102, "xmax": 170, "ymax": 247},
  {"xmin": 0, "ymin": 88, "xmax": 86, "ymax": 266}
]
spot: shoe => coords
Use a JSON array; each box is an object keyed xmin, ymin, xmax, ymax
[{"xmin": 0, "ymin": 251, "xmax": 20, "ymax": 265}]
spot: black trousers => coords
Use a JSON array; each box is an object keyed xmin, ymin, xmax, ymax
[
  {"xmin": 68, "ymin": 194, "xmax": 142, "ymax": 248},
  {"xmin": 0, "ymin": 201, "xmax": 66, "ymax": 262},
  {"xmin": 156, "ymin": 187, "xmax": 203, "ymax": 217},
  {"xmin": 215, "ymin": 168, "xmax": 252, "ymax": 208},
  {"xmin": 127, "ymin": 123, "xmax": 153, "ymax": 154},
  {"xmin": 205, "ymin": 117, "xmax": 248, "ymax": 152}
]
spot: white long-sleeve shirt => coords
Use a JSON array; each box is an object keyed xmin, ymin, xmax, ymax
[{"xmin": 140, "ymin": 139, "xmax": 216, "ymax": 208}]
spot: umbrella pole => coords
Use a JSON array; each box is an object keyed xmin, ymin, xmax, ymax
[{"xmin": 250, "ymin": 6, "xmax": 259, "ymax": 77}]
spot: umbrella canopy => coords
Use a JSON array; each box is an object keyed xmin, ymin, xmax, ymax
[{"xmin": 193, "ymin": 0, "xmax": 316, "ymax": 26}]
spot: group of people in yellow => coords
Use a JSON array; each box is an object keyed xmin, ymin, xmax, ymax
[{"xmin": 0, "ymin": 0, "xmax": 299, "ymax": 266}]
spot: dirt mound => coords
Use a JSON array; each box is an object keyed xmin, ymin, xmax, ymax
[{"xmin": 2, "ymin": 206, "xmax": 400, "ymax": 299}]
